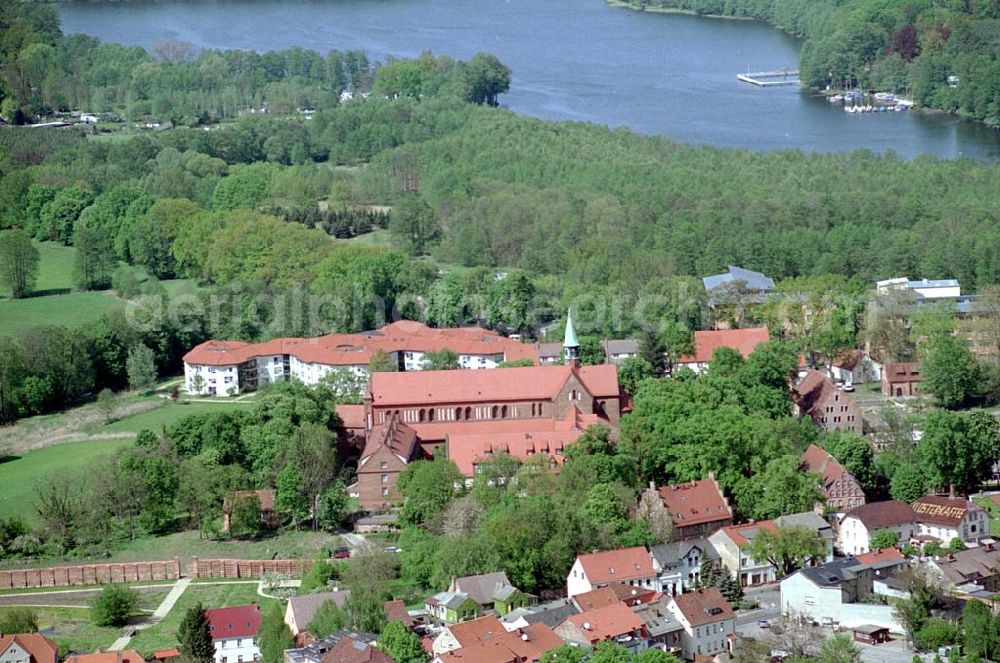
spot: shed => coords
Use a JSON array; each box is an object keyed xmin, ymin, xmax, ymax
[{"xmin": 852, "ymin": 624, "xmax": 890, "ymax": 645}]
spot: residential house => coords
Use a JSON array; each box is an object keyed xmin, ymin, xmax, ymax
[
  {"xmin": 571, "ymin": 585, "xmax": 658, "ymax": 612},
  {"xmin": 675, "ymin": 328, "xmax": 771, "ymax": 374},
  {"xmin": 284, "ymin": 591, "xmax": 350, "ymax": 638},
  {"xmin": 649, "ymin": 477, "xmax": 734, "ymax": 541},
  {"xmin": 775, "ymin": 511, "xmax": 835, "ymax": 562},
  {"xmin": 799, "ymin": 445, "xmax": 866, "ymax": 514},
  {"xmin": 383, "ymin": 600, "xmax": 415, "ymax": 628},
  {"xmin": 601, "ymin": 339, "xmax": 640, "ymax": 366},
  {"xmin": 222, "ymin": 490, "xmax": 277, "ymax": 532},
  {"xmin": 321, "ymin": 637, "xmax": 392, "ymax": 663},
  {"xmin": 779, "ymin": 557, "xmax": 901, "ymax": 632},
  {"xmin": 0, "ymin": 634, "xmax": 58, "ymax": 663},
  {"xmin": 448, "ymin": 572, "xmax": 530, "ymax": 616},
  {"xmin": 881, "ymin": 362, "xmax": 922, "ymax": 397},
  {"xmin": 912, "ymin": 494, "xmax": 988, "ymax": 544},
  {"xmin": 499, "ymin": 599, "xmax": 579, "ymax": 631},
  {"xmin": 632, "ymin": 601, "xmax": 684, "ymax": 654},
  {"xmin": 425, "ymin": 591, "xmax": 481, "ymax": 625},
  {"xmin": 854, "ymin": 548, "xmax": 907, "ymax": 579},
  {"xmin": 793, "ymin": 372, "xmax": 863, "ymax": 435},
  {"xmin": 183, "ymin": 320, "xmax": 538, "ymax": 395},
  {"xmin": 432, "ymin": 623, "xmax": 564, "ymax": 663},
  {"xmin": 554, "ymin": 602, "xmax": 649, "ymax": 653},
  {"xmin": 65, "ymin": 653, "xmax": 145, "ymax": 663},
  {"xmin": 649, "ymin": 538, "xmax": 719, "ymax": 596},
  {"xmin": 709, "ymin": 522, "xmax": 778, "ymax": 587},
  {"xmin": 876, "ymin": 278, "xmax": 961, "ymax": 301},
  {"xmin": 566, "ymin": 546, "xmax": 657, "ymax": 598},
  {"xmin": 432, "ymin": 615, "xmax": 507, "ymax": 655},
  {"xmin": 664, "ymin": 587, "xmax": 736, "ymax": 661},
  {"xmin": 927, "ymin": 543, "xmax": 1000, "ymax": 595},
  {"xmin": 353, "ymin": 415, "xmax": 421, "ymax": 511},
  {"xmin": 838, "ymin": 501, "xmax": 917, "ymax": 556},
  {"xmin": 205, "ymin": 604, "xmax": 261, "ymax": 663},
  {"xmin": 829, "ymin": 350, "xmax": 881, "ymax": 385},
  {"xmin": 283, "ymin": 631, "xmax": 378, "ymax": 663}
]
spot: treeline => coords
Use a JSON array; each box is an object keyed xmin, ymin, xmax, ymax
[
  {"xmin": 0, "ymin": 0, "xmax": 510, "ymax": 125},
  {"xmin": 620, "ymin": 0, "xmax": 1000, "ymax": 125}
]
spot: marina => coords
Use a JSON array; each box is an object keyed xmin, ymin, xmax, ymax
[{"xmin": 737, "ymin": 68, "xmax": 800, "ymax": 87}]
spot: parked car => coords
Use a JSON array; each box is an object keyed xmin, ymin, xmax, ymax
[
  {"xmin": 383, "ymin": 546, "xmax": 401, "ymax": 554},
  {"xmin": 757, "ymin": 619, "xmax": 771, "ymax": 629},
  {"xmin": 333, "ymin": 547, "xmax": 351, "ymax": 559}
]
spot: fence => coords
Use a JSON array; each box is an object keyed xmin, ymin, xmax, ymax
[
  {"xmin": 188, "ymin": 557, "xmax": 313, "ymax": 579},
  {"xmin": 0, "ymin": 559, "xmax": 182, "ymax": 589}
]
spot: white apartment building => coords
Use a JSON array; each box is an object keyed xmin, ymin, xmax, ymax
[{"xmin": 206, "ymin": 604, "xmax": 261, "ymax": 663}]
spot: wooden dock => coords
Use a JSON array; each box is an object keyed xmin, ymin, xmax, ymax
[{"xmin": 737, "ymin": 68, "xmax": 800, "ymax": 87}]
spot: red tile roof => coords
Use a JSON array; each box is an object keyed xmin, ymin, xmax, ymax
[
  {"xmin": 716, "ymin": 521, "xmax": 778, "ymax": 548},
  {"xmin": 912, "ymin": 495, "xmax": 981, "ymax": 527},
  {"xmin": 435, "ymin": 640, "xmax": 518, "ymax": 663},
  {"xmin": 370, "ymin": 364, "xmax": 617, "ymax": 407},
  {"xmin": 66, "ymin": 651, "xmax": 145, "ymax": 663},
  {"xmin": 656, "ymin": 478, "xmax": 733, "ymax": 528},
  {"xmin": 671, "ymin": 587, "xmax": 735, "ymax": 627},
  {"xmin": 0, "ymin": 634, "xmax": 58, "ymax": 663},
  {"xmin": 844, "ymin": 500, "xmax": 917, "ymax": 530},
  {"xmin": 446, "ymin": 407, "xmax": 604, "ymax": 476},
  {"xmin": 439, "ymin": 623, "xmax": 564, "ymax": 663},
  {"xmin": 321, "ymin": 637, "xmax": 393, "ymax": 663},
  {"xmin": 800, "ymin": 444, "xmax": 857, "ymax": 494},
  {"xmin": 572, "ymin": 587, "xmax": 620, "ymax": 611},
  {"xmin": 679, "ymin": 328, "xmax": 770, "ymax": 365},
  {"xmin": 832, "ymin": 350, "xmax": 867, "ymax": 371},
  {"xmin": 883, "ymin": 362, "xmax": 921, "ymax": 381},
  {"xmin": 448, "ymin": 616, "xmax": 506, "ymax": 648},
  {"xmin": 562, "ymin": 602, "xmax": 645, "ymax": 644},
  {"xmin": 575, "ymin": 546, "xmax": 654, "ymax": 586},
  {"xmin": 855, "ymin": 548, "xmax": 905, "ymax": 566},
  {"xmin": 153, "ymin": 651, "xmax": 179, "ymax": 660},
  {"xmin": 360, "ymin": 417, "xmax": 419, "ymax": 466},
  {"xmin": 184, "ymin": 320, "xmax": 537, "ymax": 367},
  {"xmin": 206, "ymin": 604, "xmax": 261, "ymax": 640},
  {"xmin": 336, "ymin": 404, "xmax": 366, "ymax": 430},
  {"xmin": 223, "ymin": 489, "xmax": 275, "ymax": 514},
  {"xmin": 383, "ymin": 600, "xmax": 415, "ymax": 628}
]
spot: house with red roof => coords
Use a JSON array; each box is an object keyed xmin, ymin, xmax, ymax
[
  {"xmin": 708, "ymin": 522, "xmax": 779, "ymax": 587},
  {"xmin": 839, "ymin": 501, "xmax": 917, "ymax": 556},
  {"xmin": 205, "ymin": 604, "xmax": 262, "ymax": 663},
  {"xmin": 352, "ymin": 415, "xmax": 421, "ymax": 510},
  {"xmin": 665, "ymin": 588, "xmax": 735, "ymax": 661},
  {"xmin": 65, "ymin": 652, "xmax": 145, "ymax": 663},
  {"xmin": 566, "ymin": 546, "xmax": 656, "ymax": 598},
  {"xmin": 432, "ymin": 623, "xmax": 563, "ymax": 663},
  {"xmin": 675, "ymin": 327, "xmax": 770, "ymax": 374},
  {"xmin": 0, "ymin": 633, "xmax": 57, "ymax": 663},
  {"xmin": 431, "ymin": 615, "xmax": 507, "ymax": 655},
  {"xmin": 649, "ymin": 477, "xmax": 734, "ymax": 541},
  {"xmin": 222, "ymin": 490, "xmax": 277, "ymax": 533},
  {"xmin": 183, "ymin": 320, "xmax": 538, "ymax": 396},
  {"xmin": 912, "ymin": 494, "xmax": 988, "ymax": 544},
  {"xmin": 793, "ymin": 371, "xmax": 863, "ymax": 435},
  {"xmin": 554, "ymin": 602, "xmax": 648, "ymax": 652},
  {"xmin": 799, "ymin": 444, "xmax": 866, "ymax": 514}
]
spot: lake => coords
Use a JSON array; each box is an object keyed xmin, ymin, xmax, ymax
[{"xmin": 59, "ymin": 0, "xmax": 1000, "ymax": 160}]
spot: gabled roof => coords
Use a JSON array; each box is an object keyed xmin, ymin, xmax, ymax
[
  {"xmin": 800, "ymin": 444, "xmax": 859, "ymax": 495},
  {"xmin": 679, "ymin": 328, "xmax": 770, "ymax": 365},
  {"xmin": 912, "ymin": 495, "xmax": 982, "ymax": 527},
  {"xmin": 883, "ymin": 362, "xmax": 921, "ymax": 380},
  {"xmin": 451, "ymin": 572, "xmax": 513, "ymax": 607},
  {"xmin": 369, "ymin": 364, "xmax": 618, "ymax": 407},
  {"xmin": 287, "ymin": 591, "xmax": 351, "ymax": 631},
  {"xmin": 702, "ymin": 266, "xmax": 775, "ymax": 292},
  {"xmin": 714, "ymin": 521, "xmax": 778, "ymax": 548},
  {"xmin": 507, "ymin": 599, "xmax": 580, "ymax": 629},
  {"xmin": 649, "ymin": 538, "xmax": 719, "ymax": 567},
  {"xmin": 359, "ymin": 416, "xmax": 419, "ymax": 468},
  {"xmin": 656, "ymin": 478, "xmax": 733, "ymax": 528},
  {"xmin": 65, "ymin": 652, "xmax": 144, "ymax": 663},
  {"xmin": 445, "ymin": 624, "xmax": 564, "ymax": 663},
  {"xmin": 776, "ymin": 511, "xmax": 833, "ymax": 538},
  {"xmin": 855, "ymin": 548, "xmax": 906, "ymax": 569},
  {"xmin": 336, "ymin": 404, "xmax": 366, "ymax": 430},
  {"xmin": 562, "ymin": 602, "xmax": 645, "ymax": 643},
  {"xmin": 447, "ymin": 615, "xmax": 506, "ymax": 648},
  {"xmin": 206, "ymin": 604, "xmax": 262, "ymax": 640},
  {"xmin": 426, "ymin": 591, "xmax": 474, "ymax": 611},
  {"xmin": 669, "ymin": 587, "xmax": 735, "ymax": 627},
  {"xmin": 793, "ymin": 371, "xmax": 847, "ymax": 416},
  {"xmin": 798, "ymin": 556, "xmax": 867, "ymax": 587},
  {"xmin": 383, "ymin": 600, "xmax": 414, "ymax": 627},
  {"xmin": 321, "ymin": 637, "xmax": 393, "ymax": 663},
  {"xmin": 0, "ymin": 634, "xmax": 58, "ymax": 663},
  {"xmin": 843, "ymin": 500, "xmax": 917, "ymax": 530},
  {"xmin": 572, "ymin": 587, "xmax": 620, "ymax": 612},
  {"xmin": 575, "ymin": 546, "xmax": 654, "ymax": 585},
  {"xmin": 832, "ymin": 350, "xmax": 867, "ymax": 371},
  {"xmin": 223, "ymin": 489, "xmax": 275, "ymax": 515},
  {"xmin": 932, "ymin": 544, "xmax": 1000, "ymax": 585}
]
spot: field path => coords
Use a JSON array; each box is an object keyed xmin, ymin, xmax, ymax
[{"xmin": 108, "ymin": 577, "xmax": 193, "ymax": 651}]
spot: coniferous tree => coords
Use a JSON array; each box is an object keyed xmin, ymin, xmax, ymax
[{"xmin": 177, "ymin": 603, "xmax": 215, "ymax": 663}]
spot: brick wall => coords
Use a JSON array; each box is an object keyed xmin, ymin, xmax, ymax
[
  {"xmin": 188, "ymin": 558, "xmax": 312, "ymax": 579},
  {"xmin": 0, "ymin": 559, "xmax": 181, "ymax": 589}
]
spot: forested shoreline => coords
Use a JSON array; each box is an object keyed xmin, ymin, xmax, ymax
[{"xmin": 614, "ymin": 0, "xmax": 1000, "ymax": 126}]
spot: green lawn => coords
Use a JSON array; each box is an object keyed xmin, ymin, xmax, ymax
[
  {"xmin": 129, "ymin": 582, "xmax": 278, "ymax": 656},
  {"xmin": 85, "ymin": 399, "xmax": 253, "ymax": 436},
  {"xmin": 0, "ymin": 291, "xmax": 124, "ymax": 337},
  {"xmin": 6, "ymin": 606, "xmax": 123, "ymax": 655},
  {"xmin": 33, "ymin": 242, "xmax": 77, "ymax": 293},
  {"xmin": 344, "ymin": 228, "xmax": 392, "ymax": 246},
  {"xmin": 973, "ymin": 496, "xmax": 1000, "ymax": 536},
  {"xmin": 0, "ymin": 438, "xmax": 134, "ymax": 523}
]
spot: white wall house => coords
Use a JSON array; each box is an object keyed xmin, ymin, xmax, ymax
[
  {"xmin": 185, "ymin": 363, "xmax": 239, "ymax": 396},
  {"xmin": 665, "ymin": 588, "xmax": 735, "ymax": 661},
  {"xmin": 206, "ymin": 605, "xmax": 261, "ymax": 663},
  {"xmin": 650, "ymin": 539, "xmax": 719, "ymax": 597},
  {"xmin": 566, "ymin": 547, "xmax": 657, "ymax": 598},
  {"xmin": 838, "ymin": 501, "xmax": 916, "ymax": 556},
  {"xmin": 709, "ymin": 524, "xmax": 777, "ymax": 588},
  {"xmin": 780, "ymin": 558, "xmax": 902, "ymax": 632},
  {"xmin": 912, "ymin": 495, "xmax": 988, "ymax": 544}
]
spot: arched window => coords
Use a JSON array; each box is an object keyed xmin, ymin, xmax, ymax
[
  {"xmin": 465, "ymin": 406, "xmax": 472, "ymax": 420},
  {"xmin": 419, "ymin": 409, "xmax": 426, "ymax": 423},
  {"xmin": 491, "ymin": 405, "xmax": 499, "ymax": 419},
  {"xmin": 428, "ymin": 408, "xmax": 435, "ymax": 422},
  {"xmin": 501, "ymin": 405, "xmax": 508, "ymax": 418},
  {"xmin": 531, "ymin": 403, "xmax": 536, "ymax": 417},
  {"xmin": 455, "ymin": 407, "xmax": 462, "ymax": 421}
]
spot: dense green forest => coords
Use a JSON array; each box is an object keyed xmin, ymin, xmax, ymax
[{"xmin": 619, "ymin": 0, "xmax": 1000, "ymax": 124}]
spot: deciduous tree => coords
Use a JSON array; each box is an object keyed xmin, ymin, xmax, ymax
[{"xmin": 0, "ymin": 229, "xmax": 39, "ymax": 298}]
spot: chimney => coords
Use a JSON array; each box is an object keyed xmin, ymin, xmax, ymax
[{"xmin": 583, "ymin": 622, "xmax": 592, "ymax": 631}]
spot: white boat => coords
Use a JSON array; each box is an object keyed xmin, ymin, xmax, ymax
[{"xmin": 829, "ymin": 94, "xmax": 844, "ymax": 103}]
